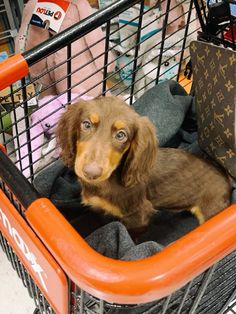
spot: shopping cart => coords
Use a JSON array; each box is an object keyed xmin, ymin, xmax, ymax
[{"xmin": 0, "ymin": 0, "xmax": 236, "ymax": 313}]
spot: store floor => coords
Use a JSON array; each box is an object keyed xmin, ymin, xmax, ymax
[{"xmin": 0, "ymin": 248, "xmax": 35, "ymax": 314}]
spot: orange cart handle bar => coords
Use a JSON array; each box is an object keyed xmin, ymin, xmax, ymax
[{"xmin": 0, "ymin": 149, "xmax": 39, "ymax": 210}]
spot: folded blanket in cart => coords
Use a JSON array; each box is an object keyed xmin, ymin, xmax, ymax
[
  {"xmin": 133, "ymin": 80, "xmax": 197, "ymax": 149},
  {"xmin": 86, "ymin": 221, "xmax": 163, "ymax": 260}
]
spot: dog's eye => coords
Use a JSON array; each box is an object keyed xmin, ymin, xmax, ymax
[
  {"xmin": 81, "ymin": 120, "xmax": 92, "ymax": 131},
  {"xmin": 115, "ymin": 130, "xmax": 128, "ymax": 142}
]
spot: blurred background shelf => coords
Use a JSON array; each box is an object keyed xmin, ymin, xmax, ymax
[{"xmin": 0, "ymin": 0, "xmax": 24, "ymax": 58}]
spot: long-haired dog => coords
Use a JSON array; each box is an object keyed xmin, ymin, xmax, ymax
[{"xmin": 56, "ymin": 96, "xmax": 231, "ymax": 230}]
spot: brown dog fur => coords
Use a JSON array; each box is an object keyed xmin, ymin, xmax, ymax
[{"xmin": 56, "ymin": 96, "xmax": 231, "ymax": 229}]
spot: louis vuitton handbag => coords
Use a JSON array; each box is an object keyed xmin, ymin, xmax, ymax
[{"xmin": 190, "ymin": 40, "xmax": 236, "ymax": 178}]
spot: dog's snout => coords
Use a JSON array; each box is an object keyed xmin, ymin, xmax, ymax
[{"xmin": 83, "ymin": 162, "xmax": 103, "ymax": 180}]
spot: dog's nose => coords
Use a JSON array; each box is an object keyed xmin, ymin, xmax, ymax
[{"xmin": 83, "ymin": 162, "xmax": 102, "ymax": 180}]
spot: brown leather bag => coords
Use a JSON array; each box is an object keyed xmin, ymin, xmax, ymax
[{"xmin": 190, "ymin": 40, "xmax": 236, "ymax": 178}]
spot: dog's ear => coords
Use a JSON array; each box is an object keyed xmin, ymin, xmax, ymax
[
  {"xmin": 121, "ymin": 116, "xmax": 158, "ymax": 188},
  {"xmin": 56, "ymin": 101, "xmax": 84, "ymax": 168}
]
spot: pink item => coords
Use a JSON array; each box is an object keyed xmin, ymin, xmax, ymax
[{"xmin": 15, "ymin": 0, "xmax": 115, "ymax": 97}]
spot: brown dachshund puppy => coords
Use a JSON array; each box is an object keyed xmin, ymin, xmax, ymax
[{"xmin": 56, "ymin": 96, "xmax": 231, "ymax": 229}]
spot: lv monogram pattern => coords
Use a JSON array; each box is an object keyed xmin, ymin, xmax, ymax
[{"xmin": 190, "ymin": 41, "xmax": 236, "ymax": 178}]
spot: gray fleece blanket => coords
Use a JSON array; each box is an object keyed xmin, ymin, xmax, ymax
[{"xmin": 133, "ymin": 80, "xmax": 198, "ymax": 150}]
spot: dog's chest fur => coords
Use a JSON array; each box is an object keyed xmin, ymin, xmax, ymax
[
  {"xmin": 82, "ymin": 192, "xmax": 124, "ymax": 218},
  {"xmin": 80, "ymin": 175, "xmax": 145, "ymax": 218}
]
